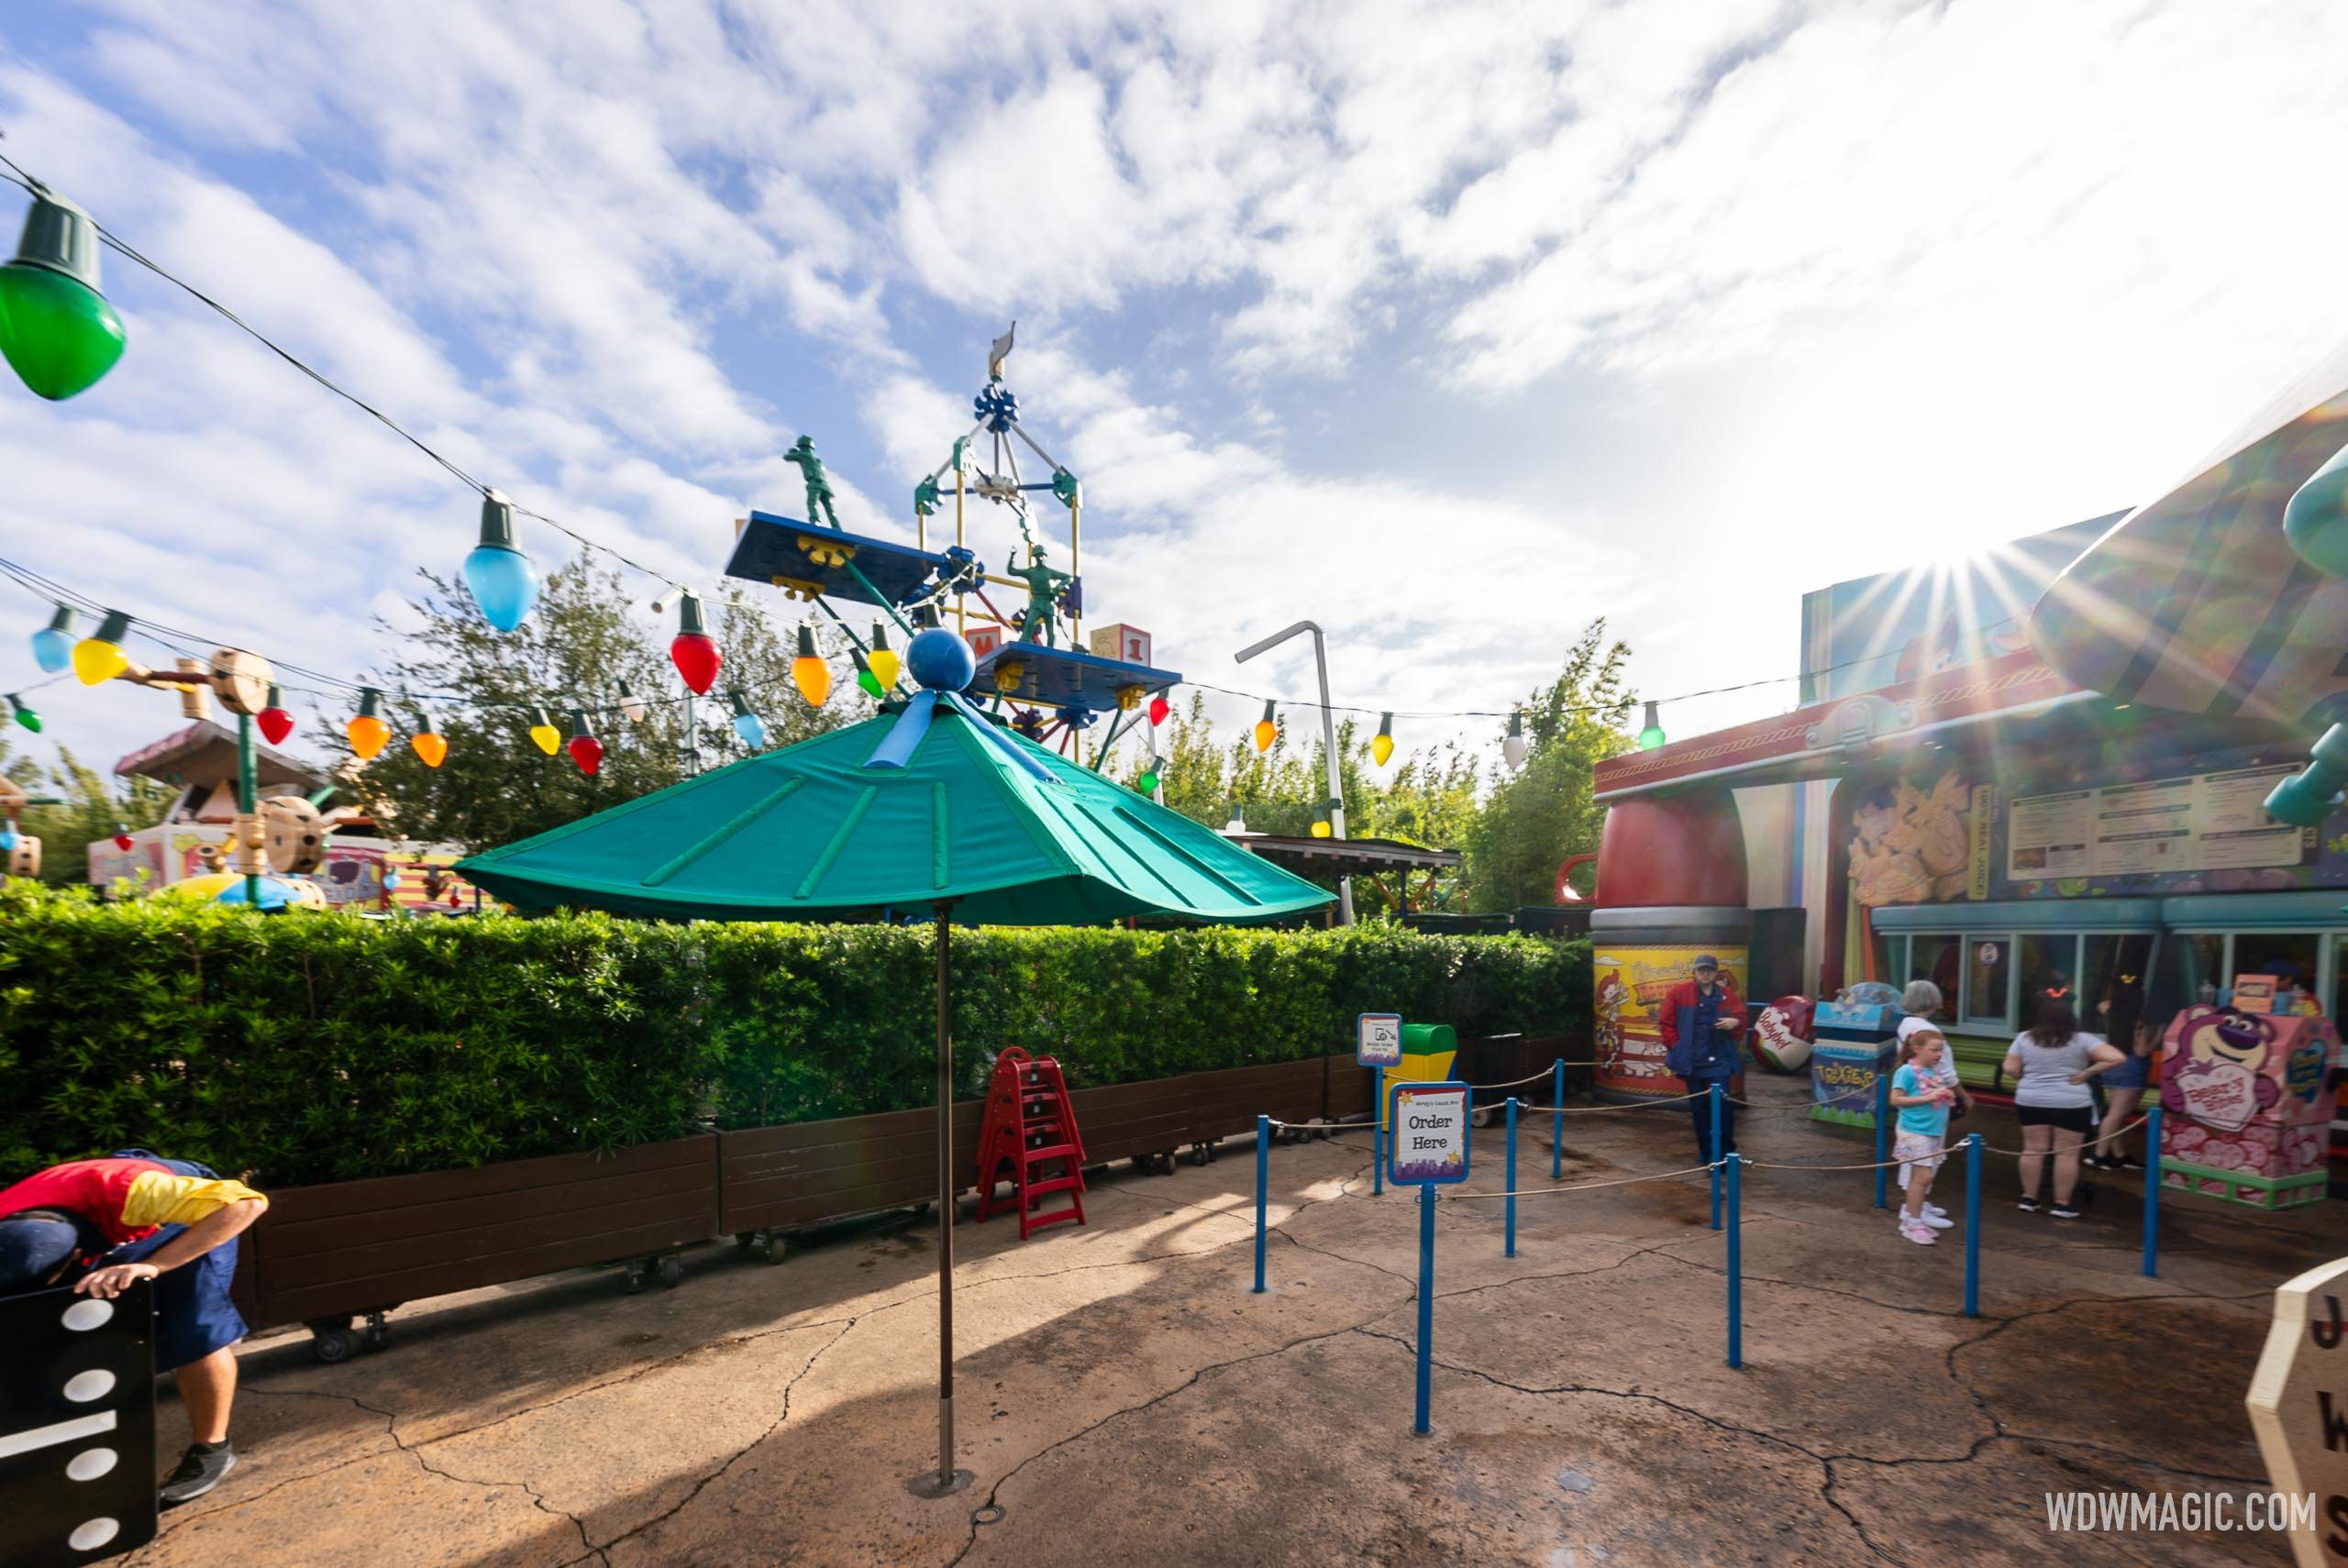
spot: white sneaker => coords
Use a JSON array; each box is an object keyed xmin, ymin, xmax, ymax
[
  {"xmin": 1923, "ymin": 1202, "xmax": 1947, "ymax": 1219},
  {"xmin": 1915, "ymin": 1210, "xmax": 1955, "ymax": 1229},
  {"xmin": 1899, "ymin": 1220, "xmax": 1938, "ymax": 1245}
]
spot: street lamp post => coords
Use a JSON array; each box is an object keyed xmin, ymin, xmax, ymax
[{"xmin": 1234, "ymin": 620, "xmax": 1354, "ymax": 926}]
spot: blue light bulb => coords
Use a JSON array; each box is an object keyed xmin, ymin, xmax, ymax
[
  {"xmin": 0, "ymin": 825, "xmax": 17, "ymax": 852},
  {"xmin": 464, "ymin": 491, "xmax": 539, "ymax": 633},
  {"xmin": 734, "ymin": 711, "xmax": 767, "ymax": 748},
  {"xmin": 29, "ymin": 604, "xmax": 73, "ymax": 673}
]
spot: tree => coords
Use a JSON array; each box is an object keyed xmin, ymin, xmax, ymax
[
  {"xmin": 1462, "ymin": 619, "xmax": 1634, "ymax": 911},
  {"xmin": 0, "ymin": 739, "xmax": 175, "ymax": 887},
  {"xmin": 349, "ymin": 562, "xmax": 867, "ymax": 851}
]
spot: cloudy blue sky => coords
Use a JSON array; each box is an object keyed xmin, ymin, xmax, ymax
[{"xmin": 4, "ymin": 0, "xmax": 2347, "ymax": 785}]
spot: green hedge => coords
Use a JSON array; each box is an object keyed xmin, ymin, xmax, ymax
[{"xmin": 0, "ymin": 885, "xmax": 1588, "ymax": 1187}]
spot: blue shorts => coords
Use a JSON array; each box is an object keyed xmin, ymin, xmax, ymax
[
  {"xmin": 2102, "ymin": 1055, "xmax": 2149, "ymax": 1091},
  {"xmin": 103, "ymin": 1152, "xmax": 249, "ymax": 1373}
]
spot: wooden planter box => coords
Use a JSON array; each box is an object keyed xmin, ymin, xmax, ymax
[
  {"xmin": 247, "ymin": 1134, "xmax": 718, "ymax": 1343},
  {"xmin": 719, "ymin": 1053, "xmax": 1368, "ymax": 1236},
  {"xmin": 243, "ymin": 1053, "xmax": 1390, "ymax": 1357}
]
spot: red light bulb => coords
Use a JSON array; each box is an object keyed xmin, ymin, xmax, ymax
[
  {"xmin": 256, "ymin": 682, "xmax": 295, "ymax": 745},
  {"xmin": 1148, "ymin": 695, "xmax": 1169, "ymax": 726},
  {"xmin": 669, "ymin": 591, "xmax": 722, "ymax": 695},
  {"xmin": 568, "ymin": 734, "xmax": 604, "ymax": 776}
]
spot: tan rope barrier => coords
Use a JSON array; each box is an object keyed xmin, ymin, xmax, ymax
[{"xmin": 1442, "ymin": 1162, "xmax": 1722, "ymax": 1200}]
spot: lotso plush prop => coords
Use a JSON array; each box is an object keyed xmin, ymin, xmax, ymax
[{"xmin": 2161, "ymin": 1006, "xmax": 2281, "ymax": 1132}]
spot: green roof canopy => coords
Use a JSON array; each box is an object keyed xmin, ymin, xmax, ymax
[{"xmin": 457, "ymin": 696, "xmax": 1333, "ymax": 926}]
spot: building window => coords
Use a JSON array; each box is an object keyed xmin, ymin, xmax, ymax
[
  {"xmin": 1909, "ymin": 935, "xmax": 1960, "ymax": 1021},
  {"xmin": 2232, "ymin": 931, "xmax": 2321, "ymax": 1011},
  {"xmin": 2018, "ymin": 933, "xmax": 2080, "ymax": 1015},
  {"xmin": 1964, "ymin": 938, "xmax": 2012, "ymax": 1028}
]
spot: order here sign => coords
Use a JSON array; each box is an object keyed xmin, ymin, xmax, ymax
[{"xmin": 1387, "ymin": 1081, "xmax": 1471, "ymax": 1187}]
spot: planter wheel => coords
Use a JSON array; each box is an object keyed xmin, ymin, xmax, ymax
[
  {"xmin": 1187, "ymin": 1143, "xmax": 1211, "ymax": 1167},
  {"xmin": 739, "ymin": 1230, "xmax": 784, "ymax": 1264},
  {"xmin": 657, "ymin": 1253, "xmax": 686, "ymax": 1290},
  {"xmin": 1470, "ymin": 1107, "xmax": 1492, "ymax": 1130},
  {"xmin": 361, "ymin": 1309, "xmax": 392, "ymax": 1353},
  {"xmin": 625, "ymin": 1258, "xmax": 651, "ymax": 1293},
  {"xmin": 308, "ymin": 1320, "xmax": 357, "ymax": 1364}
]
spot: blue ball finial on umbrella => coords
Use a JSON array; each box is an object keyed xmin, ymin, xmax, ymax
[{"xmin": 907, "ymin": 627, "xmax": 975, "ymax": 692}]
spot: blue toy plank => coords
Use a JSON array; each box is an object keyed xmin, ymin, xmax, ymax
[
  {"xmin": 972, "ymin": 643, "xmax": 1181, "ymax": 716},
  {"xmin": 722, "ymin": 511, "xmax": 957, "ymax": 609}
]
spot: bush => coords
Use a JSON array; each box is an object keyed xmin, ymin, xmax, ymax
[{"xmin": 0, "ymin": 885, "xmax": 1586, "ymax": 1186}]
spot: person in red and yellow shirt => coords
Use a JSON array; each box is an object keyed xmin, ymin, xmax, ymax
[{"xmin": 0, "ymin": 1152, "xmax": 267, "ymax": 1504}]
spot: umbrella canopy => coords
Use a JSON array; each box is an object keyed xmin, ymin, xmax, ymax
[
  {"xmin": 457, "ymin": 689, "xmax": 1331, "ymax": 925},
  {"xmin": 455, "ymin": 630, "xmax": 1330, "ymax": 1498},
  {"xmin": 160, "ymin": 871, "xmax": 326, "ymax": 911}
]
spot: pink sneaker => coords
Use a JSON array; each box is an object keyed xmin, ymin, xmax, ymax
[{"xmin": 1899, "ymin": 1220, "xmax": 1938, "ymax": 1245}]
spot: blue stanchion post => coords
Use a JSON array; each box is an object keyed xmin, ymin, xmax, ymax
[
  {"xmin": 2142, "ymin": 1099, "xmax": 2163, "ymax": 1278},
  {"xmin": 1873, "ymin": 1067, "xmax": 1891, "ymax": 1210},
  {"xmin": 1551, "ymin": 1058, "xmax": 1565, "ymax": 1178},
  {"xmin": 1414, "ymin": 1181, "xmax": 1436, "ymax": 1435},
  {"xmin": 1963, "ymin": 1132, "xmax": 1982, "ymax": 1318},
  {"xmin": 1725, "ymin": 1153, "xmax": 1743, "ymax": 1369},
  {"xmin": 1373, "ymin": 1066, "xmax": 1387, "ymax": 1198},
  {"xmin": 1504, "ymin": 1097, "xmax": 1519, "ymax": 1259},
  {"xmin": 1709, "ymin": 1080, "xmax": 1724, "ymax": 1231},
  {"xmin": 1253, "ymin": 1114, "xmax": 1268, "ymax": 1294}
]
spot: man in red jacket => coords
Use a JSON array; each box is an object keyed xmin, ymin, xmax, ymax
[
  {"xmin": 1657, "ymin": 955, "xmax": 1747, "ymax": 1164},
  {"xmin": 0, "ymin": 1152, "xmax": 268, "ymax": 1504}
]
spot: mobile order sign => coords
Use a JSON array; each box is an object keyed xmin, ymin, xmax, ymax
[
  {"xmin": 1388, "ymin": 1081, "xmax": 1471, "ymax": 1186},
  {"xmin": 1357, "ymin": 1012, "xmax": 1402, "ymax": 1068}
]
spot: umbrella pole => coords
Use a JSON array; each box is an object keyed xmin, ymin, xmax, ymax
[{"xmin": 910, "ymin": 900, "xmax": 973, "ymax": 1497}]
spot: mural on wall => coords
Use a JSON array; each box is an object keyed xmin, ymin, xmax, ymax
[{"xmin": 1847, "ymin": 770, "xmax": 1981, "ymax": 909}]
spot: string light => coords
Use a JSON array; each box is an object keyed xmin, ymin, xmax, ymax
[
  {"xmin": 1371, "ymin": 712, "xmax": 1393, "ymax": 767},
  {"xmin": 729, "ymin": 690, "xmax": 767, "ymax": 749},
  {"xmin": 0, "ymin": 184, "xmax": 126, "ymax": 401},
  {"xmin": 72, "ymin": 608, "xmax": 130, "ymax": 685},
  {"xmin": 852, "ymin": 647, "xmax": 884, "ymax": 701},
  {"xmin": 7, "ymin": 692, "xmax": 37, "ymax": 733},
  {"xmin": 1502, "ymin": 709, "xmax": 1528, "ymax": 771},
  {"xmin": 1638, "ymin": 701, "xmax": 1666, "ymax": 750},
  {"xmin": 526, "ymin": 706, "xmax": 561, "ymax": 756},
  {"xmin": 410, "ymin": 709, "xmax": 447, "ymax": 768},
  {"xmin": 256, "ymin": 683, "xmax": 295, "ymax": 745},
  {"xmin": 1310, "ymin": 806, "xmax": 1332, "ymax": 839},
  {"xmin": 670, "ymin": 592, "xmax": 721, "ymax": 695},
  {"xmin": 1148, "ymin": 694, "xmax": 1169, "ymax": 727},
  {"xmin": 29, "ymin": 603, "xmax": 72, "ymax": 673},
  {"xmin": 791, "ymin": 624, "xmax": 831, "ymax": 708},
  {"xmin": 566, "ymin": 709, "xmax": 603, "ymax": 775},
  {"xmin": 616, "ymin": 679, "xmax": 647, "ymax": 723},
  {"xmin": 346, "ymin": 687, "xmax": 390, "ymax": 760},
  {"xmin": 111, "ymin": 822, "xmax": 132, "ymax": 851},
  {"xmin": 462, "ymin": 490, "xmax": 538, "ymax": 634},
  {"xmin": 1223, "ymin": 803, "xmax": 1246, "ymax": 834},
  {"xmin": 1253, "ymin": 700, "xmax": 1277, "ymax": 754},
  {"xmin": 867, "ymin": 623, "xmax": 901, "ymax": 689}
]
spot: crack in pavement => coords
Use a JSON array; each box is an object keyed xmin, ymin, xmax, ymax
[
  {"xmin": 571, "ymin": 1313, "xmax": 859, "ymax": 1564},
  {"xmin": 942, "ymin": 1314, "xmax": 1405, "ymax": 1568}
]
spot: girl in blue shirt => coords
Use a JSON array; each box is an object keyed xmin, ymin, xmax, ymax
[{"xmin": 1889, "ymin": 1029, "xmax": 1957, "ymax": 1245}]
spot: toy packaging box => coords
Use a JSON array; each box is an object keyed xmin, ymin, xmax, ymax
[{"xmin": 2158, "ymin": 1006, "xmax": 2336, "ymax": 1209}]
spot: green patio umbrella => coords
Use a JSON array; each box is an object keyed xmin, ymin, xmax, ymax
[{"xmin": 458, "ymin": 631, "xmax": 1331, "ymax": 1494}]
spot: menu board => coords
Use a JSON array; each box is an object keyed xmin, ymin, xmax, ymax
[{"xmin": 2008, "ymin": 767, "xmax": 2300, "ymax": 881}]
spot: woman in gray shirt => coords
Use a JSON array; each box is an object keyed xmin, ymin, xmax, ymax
[{"xmin": 2002, "ymin": 998, "xmax": 2125, "ymax": 1219}]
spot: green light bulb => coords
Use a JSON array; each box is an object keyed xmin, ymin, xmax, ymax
[{"xmin": 0, "ymin": 190, "xmax": 127, "ymax": 401}]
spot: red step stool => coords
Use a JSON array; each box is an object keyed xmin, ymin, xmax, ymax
[{"xmin": 973, "ymin": 1047, "xmax": 1088, "ymax": 1239}]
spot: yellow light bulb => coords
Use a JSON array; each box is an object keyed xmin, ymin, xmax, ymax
[
  {"xmin": 412, "ymin": 732, "xmax": 448, "ymax": 768},
  {"xmin": 1371, "ymin": 733, "xmax": 1393, "ymax": 767},
  {"xmin": 529, "ymin": 722, "xmax": 560, "ymax": 756},
  {"xmin": 1253, "ymin": 720, "xmax": 1276, "ymax": 753},
  {"xmin": 347, "ymin": 713, "xmax": 390, "ymax": 760},
  {"xmin": 867, "ymin": 647, "xmax": 901, "ymax": 689},
  {"xmin": 1311, "ymin": 817, "xmax": 1332, "ymax": 838},
  {"xmin": 72, "ymin": 637, "xmax": 127, "ymax": 686}
]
